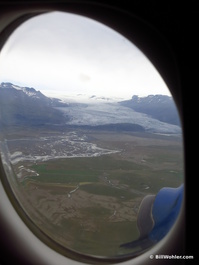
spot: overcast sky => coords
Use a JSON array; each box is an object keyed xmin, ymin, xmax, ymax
[{"xmin": 0, "ymin": 11, "xmax": 171, "ymax": 100}]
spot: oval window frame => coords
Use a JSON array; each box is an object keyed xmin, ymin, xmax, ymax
[{"xmin": 0, "ymin": 2, "xmax": 185, "ymax": 265}]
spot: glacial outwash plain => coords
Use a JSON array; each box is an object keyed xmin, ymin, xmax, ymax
[{"xmin": 0, "ymin": 83, "xmax": 184, "ymax": 257}]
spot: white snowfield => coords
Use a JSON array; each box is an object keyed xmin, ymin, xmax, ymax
[
  {"xmin": 11, "ymin": 84, "xmax": 40, "ymax": 98},
  {"xmin": 56, "ymin": 102, "xmax": 181, "ymax": 134}
]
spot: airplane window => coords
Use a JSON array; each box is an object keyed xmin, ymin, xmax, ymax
[{"xmin": 0, "ymin": 11, "xmax": 184, "ymax": 261}]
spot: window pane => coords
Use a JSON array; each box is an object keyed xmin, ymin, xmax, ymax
[{"xmin": 0, "ymin": 11, "xmax": 184, "ymax": 259}]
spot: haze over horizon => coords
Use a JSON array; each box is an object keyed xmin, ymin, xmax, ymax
[
  {"xmin": 0, "ymin": 81, "xmax": 173, "ymax": 105},
  {"xmin": 0, "ymin": 11, "xmax": 171, "ymax": 100}
]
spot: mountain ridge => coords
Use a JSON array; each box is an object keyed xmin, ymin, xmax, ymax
[
  {"xmin": 0, "ymin": 82, "xmax": 68, "ymax": 126},
  {"xmin": 119, "ymin": 95, "xmax": 180, "ymax": 126},
  {"xmin": 0, "ymin": 82, "xmax": 181, "ymax": 134}
]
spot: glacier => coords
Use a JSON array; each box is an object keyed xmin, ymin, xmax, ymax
[{"xmin": 56, "ymin": 102, "xmax": 182, "ymax": 134}]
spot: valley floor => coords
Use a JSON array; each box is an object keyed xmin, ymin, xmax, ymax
[{"xmin": 1, "ymin": 128, "xmax": 184, "ymax": 257}]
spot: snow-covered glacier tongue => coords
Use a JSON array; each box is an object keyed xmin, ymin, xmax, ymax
[{"xmin": 56, "ymin": 102, "xmax": 181, "ymax": 134}]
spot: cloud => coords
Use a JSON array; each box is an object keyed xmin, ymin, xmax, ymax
[{"xmin": 0, "ymin": 11, "xmax": 171, "ymax": 99}]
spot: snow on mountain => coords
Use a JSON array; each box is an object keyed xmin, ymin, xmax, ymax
[
  {"xmin": 0, "ymin": 82, "xmax": 67, "ymax": 126},
  {"xmin": 88, "ymin": 95, "xmax": 124, "ymax": 103},
  {"xmin": 0, "ymin": 82, "xmax": 182, "ymax": 134},
  {"xmin": 49, "ymin": 93, "xmax": 124, "ymax": 104},
  {"xmin": 12, "ymin": 85, "xmax": 38, "ymax": 97},
  {"xmin": 1, "ymin": 82, "xmax": 42, "ymax": 98}
]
